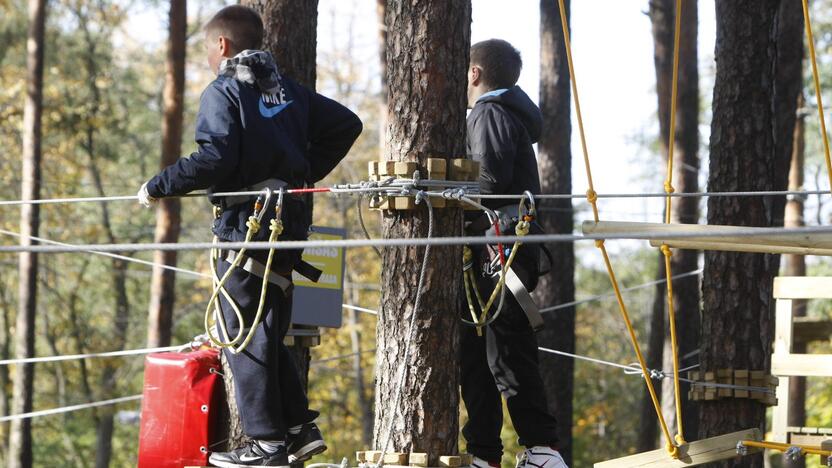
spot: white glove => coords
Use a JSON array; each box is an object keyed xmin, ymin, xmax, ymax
[{"xmin": 137, "ymin": 182, "xmax": 157, "ymax": 208}]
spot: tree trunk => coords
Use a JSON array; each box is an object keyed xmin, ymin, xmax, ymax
[
  {"xmin": 536, "ymin": 0, "xmax": 575, "ymax": 465},
  {"xmin": 147, "ymin": 0, "xmax": 187, "ymax": 348},
  {"xmin": 699, "ymin": 1, "xmax": 801, "ymax": 467},
  {"xmin": 782, "ymin": 93, "xmax": 806, "ymax": 468},
  {"xmin": 643, "ymin": 0, "xmax": 700, "ymax": 449},
  {"xmin": 220, "ymin": 0, "xmax": 319, "ymax": 449},
  {"xmin": 9, "ymin": 1, "xmax": 45, "ymax": 467},
  {"xmin": 372, "ymin": 0, "xmax": 470, "ymax": 462},
  {"xmin": 376, "ymin": 0, "xmax": 388, "ymax": 151}
]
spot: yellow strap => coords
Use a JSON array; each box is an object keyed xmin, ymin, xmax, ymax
[
  {"xmin": 555, "ymin": 0, "xmax": 677, "ymax": 457},
  {"xmin": 660, "ymin": 0, "xmax": 686, "ymax": 446},
  {"xmin": 741, "ymin": 440, "xmax": 832, "ymax": 457},
  {"xmin": 802, "ymin": 0, "xmax": 832, "ymax": 192}
]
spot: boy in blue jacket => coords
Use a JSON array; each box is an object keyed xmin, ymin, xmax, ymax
[{"xmin": 138, "ymin": 6, "xmax": 362, "ymax": 468}]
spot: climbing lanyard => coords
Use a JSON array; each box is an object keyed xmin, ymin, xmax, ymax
[
  {"xmin": 461, "ymin": 192, "xmax": 536, "ymax": 334},
  {"xmin": 204, "ymin": 188, "xmax": 286, "ymax": 354}
]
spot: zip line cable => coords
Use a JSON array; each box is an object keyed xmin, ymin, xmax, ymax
[{"xmin": 4, "ymin": 224, "xmax": 831, "ymax": 254}]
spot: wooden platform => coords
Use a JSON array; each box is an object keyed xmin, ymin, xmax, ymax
[{"xmin": 594, "ymin": 428, "xmax": 762, "ymax": 467}]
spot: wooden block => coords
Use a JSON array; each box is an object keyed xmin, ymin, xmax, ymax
[
  {"xmin": 427, "ymin": 158, "xmax": 447, "ymax": 179},
  {"xmin": 366, "ymin": 451, "xmax": 383, "ymax": 463},
  {"xmin": 704, "ymin": 371, "xmax": 715, "ymax": 382},
  {"xmin": 449, "ymin": 159, "xmax": 468, "ymax": 181},
  {"xmin": 594, "ymin": 428, "xmax": 762, "ymax": 467},
  {"xmin": 394, "ymin": 161, "xmax": 418, "ymax": 177},
  {"xmin": 357, "ymin": 451, "xmax": 368, "ymax": 463},
  {"xmin": 383, "ymin": 453, "xmax": 409, "ymax": 465},
  {"xmin": 431, "ymin": 197, "xmax": 447, "ymax": 208},
  {"xmin": 284, "ymin": 336, "xmax": 295, "ymax": 346},
  {"xmin": 409, "ymin": 453, "xmax": 429, "ymax": 467},
  {"xmin": 688, "ymin": 370, "xmax": 700, "ymax": 381},
  {"xmin": 821, "ymin": 440, "xmax": 831, "ymax": 466},
  {"xmin": 460, "ymin": 454, "xmax": 474, "ymax": 466},
  {"xmin": 734, "ymin": 370, "xmax": 749, "ymax": 399},
  {"xmin": 392, "ymin": 197, "xmax": 416, "ymax": 210},
  {"xmin": 369, "ymin": 161, "xmax": 380, "ymax": 176},
  {"xmin": 439, "ymin": 455, "xmax": 463, "ymax": 467},
  {"xmin": 717, "ymin": 369, "xmax": 733, "ymax": 398}
]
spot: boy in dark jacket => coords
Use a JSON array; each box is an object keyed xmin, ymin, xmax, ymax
[
  {"xmin": 138, "ymin": 6, "xmax": 362, "ymax": 468},
  {"xmin": 462, "ymin": 39, "xmax": 567, "ymax": 468}
]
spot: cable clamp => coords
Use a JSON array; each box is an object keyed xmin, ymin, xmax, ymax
[{"xmin": 736, "ymin": 441, "xmax": 748, "ymax": 456}]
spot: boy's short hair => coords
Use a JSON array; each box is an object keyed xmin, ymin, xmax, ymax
[
  {"xmin": 470, "ymin": 39, "xmax": 523, "ymax": 90},
  {"xmin": 204, "ymin": 5, "xmax": 264, "ymax": 53}
]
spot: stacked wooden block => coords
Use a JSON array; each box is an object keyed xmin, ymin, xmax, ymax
[
  {"xmin": 356, "ymin": 451, "xmax": 473, "ymax": 468},
  {"xmin": 687, "ymin": 369, "xmax": 778, "ymax": 406},
  {"xmin": 367, "ymin": 158, "xmax": 480, "ymax": 211}
]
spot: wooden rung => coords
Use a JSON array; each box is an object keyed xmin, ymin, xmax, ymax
[
  {"xmin": 772, "ymin": 353, "xmax": 832, "ymax": 377},
  {"xmin": 594, "ymin": 428, "xmax": 762, "ymax": 467},
  {"xmin": 774, "ymin": 276, "xmax": 832, "ymax": 299},
  {"xmin": 439, "ymin": 455, "xmax": 463, "ymax": 467}
]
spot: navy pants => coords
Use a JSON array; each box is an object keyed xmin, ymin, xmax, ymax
[
  {"xmin": 459, "ymin": 246, "xmax": 558, "ymax": 462},
  {"xmin": 217, "ymin": 254, "xmax": 318, "ymax": 440}
]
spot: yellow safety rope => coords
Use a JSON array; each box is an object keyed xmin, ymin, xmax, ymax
[
  {"xmin": 204, "ymin": 195, "xmax": 285, "ymax": 354},
  {"xmin": 660, "ymin": 0, "xmax": 687, "ymax": 446},
  {"xmin": 555, "ymin": 0, "xmax": 678, "ymax": 457},
  {"xmin": 802, "ymin": 0, "xmax": 832, "ymax": 192}
]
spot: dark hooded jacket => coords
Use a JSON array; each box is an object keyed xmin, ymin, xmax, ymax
[
  {"xmin": 467, "ymin": 85, "xmax": 542, "ymax": 210},
  {"xmin": 467, "ymin": 86, "xmax": 544, "ymax": 288},
  {"xmin": 146, "ymin": 50, "xmax": 363, "ymax": 245}
]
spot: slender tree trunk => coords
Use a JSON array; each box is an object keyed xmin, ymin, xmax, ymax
[
  {"xmin": 376, "ymin": 0, "xmax": 388, "ymax": 151},
  {"xmin": 782, "ymin": 94, "xmax": 806, "ymax": 468},
  {"xmin": 699, "ymin": 1, "xmax": 801, "ymax": 467},
  {"xmin": 372, "ymin": 1, "xmax": 470, "ymax": 462},
  {"xmin": 9, "ymin": 1, "xmax": 46, "ymax": 467},
  {"xmin": 0, "ymin": 281, "xmax": 11, "ymax": 464},
  {"xmin": 536, "ymin": 0, "xmax": 574, "ymax": 464},
  {"xmin": 642, "ymin": 0, "xmax": 700, "ymax": 449},
  {"xmin": 148, "ymin": 0, "xmax": 187, "ymax": 348}
]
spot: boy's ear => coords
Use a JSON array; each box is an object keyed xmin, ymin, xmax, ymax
[
  {"xmin": 470, "ymin": 66, "xmax": 481, "ymax": 86},
  {"xmin": 218, "ymin": 35, "xmax": 234, "ymax": 58}
]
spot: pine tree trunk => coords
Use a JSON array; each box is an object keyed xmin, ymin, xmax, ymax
[
  {"xmin": 699, "ymin": 1, "xmax": 801, "ymax": 466},
  {"xmin": 643, "ymin": 0, "xmax": 700, "ymax": 449},
  {"xmin": 147, "ymin": 0, "xmax": 187, "ymax": 348},
  {"xmin": 536, "ymin": 0, "xmax": 574, "ymax": 464},
  {"xmin": 372, "ymin": 0, "xmax": 470, "ymax": 462},
  {"xmin": 220, "ymin": 0, "xmax": 319, "ymax": 449},
  {"xmin": 783, "ymin": 94, "xmax": 806, "ymax": 468},
  {"xmin": 9, "ymin": 1, "xmax": 45, "ymax": 467}
]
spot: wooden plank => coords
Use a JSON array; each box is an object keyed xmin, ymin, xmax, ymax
[
  {"xmin": 593, "ymin": 428, "xmax": 762, "ymax": 467},
  {"xmin": 789, "ymin": 433, "xmax": 832, "ymax": 446},
  {"xmin": 771, "ymin": 373, "xmax": 790, "ymax": 443},
  {"xmin": 771, "ymin": 353, "xmax": 832, "ymax": 377},
  {"xmin": 774, "ymin": 276, "xmax": 832, "ymax": 299},
  {"xmin": 649, "ymin": 239, "xmax": 832, "ymax": 257},
  {"xmin": 383, "ymin": 452, "xmax": 409, "ymax": 465}
]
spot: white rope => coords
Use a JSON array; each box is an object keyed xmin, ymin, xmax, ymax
[
  {"xmin": 4, "ymin": 224, "xmax": 832, "ymax": 254},
  {"xmin": 342, "ymin": 304, "xmax": 379, "ymax": 315},
  {"xmin": 541, "ymin": 269, "xmax": 702, "ymax": 313},
  {"xmin": 1, "ymin": 188, "xmax": 828, "ymax": 207},
  {"xmin": 0, "ymin": 344, "xmax": 188, "ymax": 366},
  {"xmin": 0, "ymin": 395, "xmax": 142, "ymax": 422},
  {"xmin": 0, "ymin": 228, "xmax": 209, "ymax": 279}
]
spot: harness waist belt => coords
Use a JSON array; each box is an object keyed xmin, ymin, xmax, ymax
[
  {"xmin": 498, "ymin": 266, "xmax": 545, "ymax": 332},
  {"xmin": 222, "ymin": 250, "xmax": 292, "ymax": 293},
  {"xmin": 222, "ymin": 178, "xmax": 289, "ymax": 208}
]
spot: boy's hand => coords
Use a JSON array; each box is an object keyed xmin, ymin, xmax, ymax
[{"xmin": 137, "ymin": 182, "xmax": 157, "ymax": 208}]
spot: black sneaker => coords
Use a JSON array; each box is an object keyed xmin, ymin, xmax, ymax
[
  {"xmin": 287, "ymin": 422, "xmax": 327, "ymax": 462},
  {"xmin": 209, "ymin": 441, "xmax": 290, "ymax": 468}
]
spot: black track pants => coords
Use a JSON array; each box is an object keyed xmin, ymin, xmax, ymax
[
  {"xmin": 216, "ymin": 256, "xmax": 318, "ymax": 440},
  {"xmin": 459, "ymin": 254, "xmax": 558, "ymax": 462}
]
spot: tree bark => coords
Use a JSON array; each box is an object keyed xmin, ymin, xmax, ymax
[
  {"xmin": 536, "ymin": 0, "xmax": 574, "ymax": 465},
  {"xmin": 148, "ymin": 0, "xmax": 187, "ymax": 348},
  {"xmin": 699, "ymin": 1, "xmax": 801, "ymax": 467},
  {"xmin": 9, "ymin": 1, "xmax": 46, "ymax": 467},
  {"xmin": 372, "ymin": 0, "xmax": 470, "ymax": 462},
  {"xmin": 782, "ymin": 93, "xmax": 806, "ymax": 468},
  {"xmin": 642, "ymin": 0, "xmax": 700, "ymax": 450}
]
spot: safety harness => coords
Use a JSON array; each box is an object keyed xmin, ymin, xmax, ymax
[{"xmin": 461, "ymin": 192, "xmax": 545, "ymax": 334}]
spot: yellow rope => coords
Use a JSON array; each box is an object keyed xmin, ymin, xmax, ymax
[
  {"xmin": 802, "ymin": 0, "xmax": 832, "ymax": 192},
  {"xmin": 555, "ymin": 0, "xmax": 677, "ymax": 457},
  {"xmin": 660, "ymin": 0, "xmax": 686, "ymax": 446}
]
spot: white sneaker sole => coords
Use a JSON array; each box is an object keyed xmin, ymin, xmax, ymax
[
  {"xmin": 209, "ymin": 455, "xmax": 290, "ymax": 468},
  {"xmin": 288, "ymin": 439, "xmax": 327, "ymax": 462}
]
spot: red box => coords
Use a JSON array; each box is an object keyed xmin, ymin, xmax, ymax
[{"xmin": 138, "ymin": 348, "xmax": 221, "ymax": 468}]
